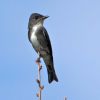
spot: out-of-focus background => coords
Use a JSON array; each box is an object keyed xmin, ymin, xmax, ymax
[{"xmin": 0, "ymin": 0, "xmax": 100, "ymax": 100}]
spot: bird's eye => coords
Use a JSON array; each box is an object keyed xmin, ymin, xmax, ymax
[{"xmin": 34, "ymin": 16, "xmax": 38, "ymax": 20}]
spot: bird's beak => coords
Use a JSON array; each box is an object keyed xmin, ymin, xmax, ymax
[
  {"xmin": 38, "ymin": 16, "xmax": 49, "ymax": 22},
  {"xmin": 42, "ymin": 16, "xmax": 49, "ymax": 20}
]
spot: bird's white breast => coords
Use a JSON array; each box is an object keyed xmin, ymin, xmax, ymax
[{"xmin": 30, "ymin": 23, "xmax": 42, "ymax": 48}]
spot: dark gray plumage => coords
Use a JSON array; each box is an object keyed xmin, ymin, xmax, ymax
[{"xmin": 28, "ymin": 13, "xmax": 58, "ymax": 83}]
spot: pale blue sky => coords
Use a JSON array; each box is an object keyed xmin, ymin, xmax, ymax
[{"xmin": 0, "ymin": 0, "xmax": 100, "ymax": 100}]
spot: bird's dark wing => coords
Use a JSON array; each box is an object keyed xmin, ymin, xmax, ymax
[{"xmin": 36, "ymin": 27, "xmax": 52, "ymax": 55}]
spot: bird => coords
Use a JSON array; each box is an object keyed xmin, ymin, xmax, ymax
[{"xmin": 28, "ymin": 13, "xmax": 58, "ymax": 83}]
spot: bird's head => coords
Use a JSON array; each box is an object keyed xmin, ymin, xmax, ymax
[{"xmin": 28, "ymin": 13, "xmax": 49, "ymax": 29}]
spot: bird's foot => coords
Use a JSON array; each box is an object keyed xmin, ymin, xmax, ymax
[{"xmin": 36, "ymin": 57, "xmax": 41, "ymax": 63}]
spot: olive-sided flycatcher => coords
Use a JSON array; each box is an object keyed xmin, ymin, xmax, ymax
[{"xmin": 28, "ymin": 13, "xmax": 58, "ymax": 83}]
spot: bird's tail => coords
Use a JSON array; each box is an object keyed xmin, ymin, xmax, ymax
[{"xmin": 47, "ymin": 65, "xmax": 58, "ymax": 83}]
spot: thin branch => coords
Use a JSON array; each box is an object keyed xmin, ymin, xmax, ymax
[
  {"xmin": 36, "ymin": 58, "xmax": 44, "ymax": 100},
  {"xmin": 35, "ymin": 57, "xmax": 67, "ymax": 100}
]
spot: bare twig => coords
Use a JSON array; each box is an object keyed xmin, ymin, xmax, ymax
[
  {"xmin": 35, "ymin": 57, "xmax": 66, "ymax": 100},
  {"xmin": 36, "ymin": 58, "xmax": 44, "ymax": 100}
]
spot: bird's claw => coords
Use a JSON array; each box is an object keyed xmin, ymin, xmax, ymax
[{"xmin": 36, "ymin": 57, "xmax": 41, "ymax": 63}]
